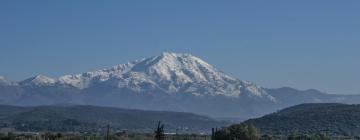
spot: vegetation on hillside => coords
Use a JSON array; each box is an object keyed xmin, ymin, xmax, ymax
[
  {"xmin": 244, "ymin": 103, "xmax": 360, "ymax": 136},
  {"xmin": 0, "ymin": 105, "xmax": 227, "ymax": 132},
  {"xmin": 1, "ymin": 103, "xmax": 360, "ymax": 139},
  {"xmin": 212, "ymin": 124, "xmax": 260, "ymax": 140}
]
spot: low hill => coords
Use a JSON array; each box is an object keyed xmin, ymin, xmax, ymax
[
  {"xmin": 244, "ymin": 103, "xmax": 360, "ymax": 136},
  {"xmin": 0, "ymin": 105, "xmax": 227, "ymax": 133}
]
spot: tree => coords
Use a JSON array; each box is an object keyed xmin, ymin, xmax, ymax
[
  {"xmin": 316, "ymin": 133, "xmax": 333, "ymax": 140},
  {"xmin": 213, "ymin": 124, "xmax": 260, "ymax": 140},
  {"xmin": 154, "ymin": 121, "xmax": 165, "ymax": 140}
]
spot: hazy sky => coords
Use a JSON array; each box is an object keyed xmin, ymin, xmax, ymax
[{"xmin": 0, "ymin": 0, "xmax": 359, "ymax": 94}]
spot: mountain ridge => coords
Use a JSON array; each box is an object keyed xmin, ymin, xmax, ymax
[
  {"xmin": 0, "ymin": 104, "xmax": 227, "ymax": 132},
  {"xmin": 16, "ymin": 52, "xmax": 275, "ymax": 100}
]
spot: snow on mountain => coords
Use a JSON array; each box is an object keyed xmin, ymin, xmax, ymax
[
  {"xmin": 15, "ymin": 52, "xmax": 275, "ymax": 101},
  {"xmin": 0, "ymin": 76, "xmax": 8, "ymax": 84},
  {"xmin": 57, "ymin": 61, "xmax": 137, "ymax": 89},
  {"xmin": 119, "ymin": 52, "xmax": 242, "ymax": 96},
  {"xmin": 0, "ymin": 76, "xmax": 16, "ymax": 86},
  {"xmin": 20, "ymin": 74, "xmax": 56, "ymax": 86}
]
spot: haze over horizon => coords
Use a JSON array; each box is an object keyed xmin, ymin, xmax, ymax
[{"xmin": 0, "ymin": 0, "xmax": 359, "ymax": 95}]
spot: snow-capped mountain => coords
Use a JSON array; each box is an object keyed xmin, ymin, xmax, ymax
[
  {"xmin": 1, "ymin": 52, "xmax": 358, "ymax": 119},
  {"xmin": 20, "ymin": 74, "xmax": 56, "ymax": 86},
  {"xmin": 0, "ymin": 76, "xmax": 17, "ymax": 86},
  {"xmin": 0, "ymin": 76, "xmax": 9, "ymax": 85},
  {"xmin": 19, "ymin": 52, "xmax": 275, "ymax": 100}
]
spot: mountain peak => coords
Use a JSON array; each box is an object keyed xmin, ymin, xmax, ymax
[
  {"xmin": 144, "ymin": 52, "xmax": 200, "ymax": 66},
  {"xmin": 160, "ymin": 52, "xmax": 178, "ymax": 57},
  {"xmin": 130, "ymin": 52, "xmax": 229, "ymax": 84},
  {"xmin": 122, "ymin": 52, "xmax": 271, "ymax": 98},
  {"xmin": 0, "ymin": 76, "xmax": 14, "ymax": 86},
  {"xmin": 160, "ymin": 52, "xmax": 194, "ymax": 58},
  {"xmin": 20, "ymin": 74, "xmax": 56, "ymax": 86}
]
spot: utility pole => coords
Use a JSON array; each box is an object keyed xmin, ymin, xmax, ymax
[
  {"xmin": 175, "ymin": 128, "xmax": 178, "ymax": 140},
  {"xmin": 105, "ymin": 124, "xmax": 110, "ymax": 140}
]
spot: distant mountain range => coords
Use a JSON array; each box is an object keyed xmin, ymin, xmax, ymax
[
  {"xmin": 0, "ymin": 104, "xmax": 226, "ymax": 132},
  {"xmin": 244, "ymin": 103, "xmax": 360, "ymax": 136},
  {"xmin": 0, "ymin": 52, "xmax": 359, "ymax": 119}
]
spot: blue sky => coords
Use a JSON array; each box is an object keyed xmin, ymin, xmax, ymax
[{"xmin": 0, "ymin": 0, "xmax": 359, "ymax": 94}]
